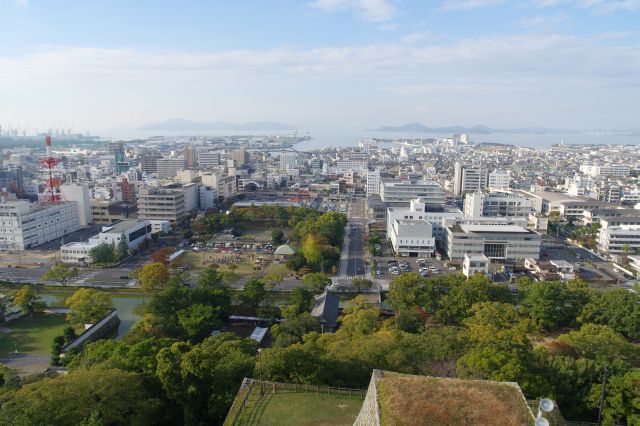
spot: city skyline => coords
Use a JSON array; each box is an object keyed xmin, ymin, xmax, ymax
[{"xmin": 1, "ymin": 0, "xmax": 640, "ymax": 134}]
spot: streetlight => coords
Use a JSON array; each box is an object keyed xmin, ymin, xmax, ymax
[
  {"xmin": 535, "ymin": 398, "xmax": 554, "ymax": 426},
  {"xmin": 257, "ymin": 348, "xmax": 264, "ymax": 395}
]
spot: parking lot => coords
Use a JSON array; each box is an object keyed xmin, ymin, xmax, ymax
[{"xmin": 370, "ymin": 238, "xmax": 458, "ymax": 279}]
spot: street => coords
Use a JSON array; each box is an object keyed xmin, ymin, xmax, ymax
[{"xmin": 343, "ymin": 196, "xmax": 366, "ymax": 278}]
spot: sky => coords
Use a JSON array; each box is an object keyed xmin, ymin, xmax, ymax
[{"xmin": 0, "ymin": 0, "xmax": 639, "ymax": 134}]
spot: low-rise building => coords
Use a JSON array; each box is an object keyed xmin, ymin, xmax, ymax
[
  {"xmin": 445, "ymin": 221, "xmax": 541, "ymax": 261},
  {"xmin": 388, "ymin": 218, "xmax": 435, "ymax": 257},
  {"xmin": 61, "ymin": 219, "xmax": 152, "ymax": 264},
  {"xmin": 462, "ymin": 254, "xmax": 489, "ymax": 278}
]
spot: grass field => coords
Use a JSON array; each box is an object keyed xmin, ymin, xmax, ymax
[
  {"xmin": 235, "ymin": 388, "xmax": 363, "ymax": 426},
  {"xmin": 183, "ymin": 251, "xmax": 277, "ymax": 276},
  {"xmin": 0, "ymin": 314, "xmax": 68, "ymax": 357},
  {"xmin": 239, "ymin": 228, "xmax": 290, "ymax": 242},
  {"xmin": 378, "ymin": 373, "xmax": 534, "ymax": 426}
]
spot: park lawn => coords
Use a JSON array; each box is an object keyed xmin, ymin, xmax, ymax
[
  {"xmin": 182, "ymin": 252, "xmax": 205, "ymax": 270},
  {"xmin": 240, "ymin": 228, "xmax": 290, "ymax": 242},
  {"xmin": 263, "ymin": 262, "xmax": 290, "ymax": 277},
  {"xmin": 236, "ymin": 390, "xmax": 363, "ymax": 426},
  {"xmin": 0, "ymin": 314, "xmax": 68, "ymax": 358}
]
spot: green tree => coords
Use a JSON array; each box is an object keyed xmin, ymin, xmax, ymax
[
  {"xmin": 65, "ymin": 288, "xmax": 114, "ymax": 327},
  {"xmin": 156, "ymin": 334, "xmax": 256, "ymax": 425},
  {"xmin": 0, "ymin": 364, "xmax": 19, "ymax": 389},
  {"xmin": 463, "ymin": 302, "xmax": 530, "ymax": 345},
  {"xmin": 287, "ymin": 288, "xmax": 313, "ymax": 315},
  {"xmin": 557, "ymin": 323, "xmax": 640, "ymax": 366},
  {"xmin": 11, "ymin": 286, "xmax": 45, "ymax": 317},
  {"xmin": 272, "ymin": 312, "xmax": 321, "ymax": 347},
  {"xmin": 271, "ymin": 229, "xmax": 285, "ymax": 245},
  {"xmin": 0, "ymin": 367, "xmax": 162, "ymax": 426},
  {"xmin": 351, "ymin": 277, "xmax": 373, "ymax": 292},
  {"xmin": 182, "ymin": 229, "xmax": 193, "ymax": 240},
  {"xmin": 587, "ymin": 368, "xmax": 640, "ymax": 426},
  {"xmin": 239, "ymin": 278, "xmax": 266, "ymax": 309},
  {"xmin": 520, "ymin": 280, "xmax": 583, "ymax": 331},
  {"xmin": 302, "ymin": 272, "xmax": 331, "ymax": 291},
  {"xmin": 386, "ymin": 273, "xmax": 425, "ymax": 312},
  {"xmin": 301, "ymin": 235, "xmax": 323, "ymax": 268},
  {"xmin": 41, "ymin": 263, "xmax": 79, "ymax": 286},
  {"xmin": 89, "ymin": 243, "xmax": 116, "ymax": 265},
  {"xmin": 177, "ymin": 304, "xmax": 220, "ymax": 342},
  {"xmin": 138, "ymin": 262, "xmax": 170, "ymax": 293},
  {"xmin": 0, "ymin": 295, "xmax": 11, "ymax": 323},
  {"xmin": 62, "ymin": 326, "xmax": 77, "ymax": 345},
  {"xmin": 286, "ymin": 251, "xmax": 306, "ymax": 271},
  {"xmin": 437, "ymin": 275, "xmax": 490, "ymax": 324},
  {"xmin": 263, "ymin": 272, "xmax": 284, "ymax": 290},
  {"xmin": 117, "ymin": 233, "xmax": 128, "ymax": 261},
  {"xmin": 579, "ymin": 288, "xmax": 640, "ymax": 339}
]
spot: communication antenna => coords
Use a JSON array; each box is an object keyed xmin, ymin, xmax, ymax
[{"xmin": 535, "ymin": 398, "xmax": 554, "ymax": 426}]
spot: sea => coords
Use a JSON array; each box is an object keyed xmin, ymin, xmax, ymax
[{"xmin": 99, "ymin": 128, "xmax": 640, "ymax": 151}]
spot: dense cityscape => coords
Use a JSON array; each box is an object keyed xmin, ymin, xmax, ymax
[{"xmin": 2, "ymin": 1, "xmax": 640, "ymax": 425}]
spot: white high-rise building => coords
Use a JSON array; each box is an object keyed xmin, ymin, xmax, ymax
[
  {"xmin": 488, "ymin": 170, "xmax": 510, "ymax": 190},
  {"xmin": 366, "ymin": 169, "xmax": 381, "ymax": 195},
  {"xmin": 463, "ymin": 191, "xmax": 537, "ymax": 218},
  {"xmin": 279, "ymin": 153, "xmax": 299, "ymax": 172},
  {"xmin": 453, "ymin": 162, "xmax": 488, "ymax": 196},
  {"xmin": 60, "ymin": 183, "xmax": 92, "ymax": 226}
]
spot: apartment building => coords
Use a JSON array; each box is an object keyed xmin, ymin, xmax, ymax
[
  {"xmin": 156, "ymin": 157, "xmax": 187, "ymax": 179},
  {"xmin": 366, "ymin": 169, "xmax": 381, "ymax": 196}
]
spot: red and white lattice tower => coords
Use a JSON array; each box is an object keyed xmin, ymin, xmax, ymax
[{"xmin": 40, "ymin": 135, "xmax": 62, "ymax": 203}]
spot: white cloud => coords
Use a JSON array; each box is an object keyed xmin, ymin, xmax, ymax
[
  {"xmin": 439, "ymin": 0, "xmax": 506, "ymax": 11},
  {"xmin": 534, "ymin": 0, "xmax": 640, "ymax": 13},
  {"xmin": 1, "ymin": 33, "xmax": 638, "ymax": 129},
  {"xmin": 16, "ymin": 0, "xmax": 28, "ymax": 7},
  {"xmin": 309, "ymin": 0, "xmax": 396, "ymax": 22}
]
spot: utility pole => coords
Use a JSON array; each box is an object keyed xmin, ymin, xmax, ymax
[{"xmin": 597, "ymin": 366, "xmax": 608, "ymax": 426}]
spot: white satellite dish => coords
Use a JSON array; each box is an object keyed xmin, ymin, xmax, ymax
[
  {"xmin": 535, "ymin": 417, "xmax": 549, "ymax": 426},
  {"xmin": 540, "ymin": 398, "xmax": 554, "ymax": 413}
]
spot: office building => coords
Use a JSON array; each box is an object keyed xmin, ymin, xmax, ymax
[
  {"xmin": 0, "ymin": 200, "xmax": 80, "ymax": 250},
  {"xmin": 387, "ymin": 198, "xmax": 463, "ymax": 245},
  {"xmin": 279, "ymin": 152, "xmax": 299, "ymax": 172},
  {"xmin": 597, "ymin": 216, "xmax": 640, "ymax": 257},
  {"xmin": 463, "ymin": 191, "xmax": 536, "ymax": 218},
  {"xmin": 198, "ymin": 152, "xmax": 221, "ymax": 168},
  {"xmin": 445, "ymin": 220, "xmax": 541, "ymax": 261},
  {"xmin": 488, "ymin": 171, "xmax": 510, "ymax": 190},
  {"xmin": 388, "ymin": 218, "xmax": 436, "ymax": 257},
  {"xmin": 140, "ymin": 151, "xmax": 162, "ymax": 174},
  {"xmin": 137, "ymin": 187, "xmax": 187, "ymax": 223},
  {"xmin": 580, "ymin": 164, "xmax": 630, "ymax": 178},
  {"xmin": 228, "ymin": 149, "xmax": 250, "ymax": 166},
  {"xmin": 380, "ymin": 180, "xmax": 445, "ymax": 205},
  {"xmin": 60, "ymin": 183, "xmax": 92, "ymax": 226},
  {"xmin": 453, "ymin": 162, "xmax": 488, "ymax": 196}
]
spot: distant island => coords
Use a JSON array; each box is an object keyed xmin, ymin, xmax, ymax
[
  {"xmin": 368, "ymin": 122, "xmax": 577, "ymax": 134},
  {"xmin": 140, "ymin": 118, "xmax": 298, "ymax": 132}
]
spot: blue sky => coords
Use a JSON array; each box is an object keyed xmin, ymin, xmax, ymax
[{"xmin": 1, "ymin": 0, "xmax": 639, "ymax": 133}]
